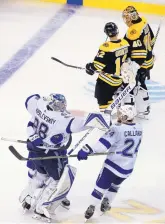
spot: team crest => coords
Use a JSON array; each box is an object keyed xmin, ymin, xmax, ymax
[
  {"xmin": 103, "ymin": 43, "xmax": 109, "ymax": 47},
  {"xmin": 130, "ymin": 29, "xmax": 136, "ymax": 35}
]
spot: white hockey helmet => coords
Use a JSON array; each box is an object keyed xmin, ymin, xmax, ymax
[{"xmin": 118, "ymin": 105, "xmax": 136, "ymax": 121}]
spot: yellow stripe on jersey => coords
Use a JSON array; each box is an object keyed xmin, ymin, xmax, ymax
[
  {"xmin": 93, "ymin": 61, "xmax": 105, "ymax": 70},
  {"xmin": 108, "ymin": 100, "xmax": 113, "ymax": 104},
  {"xmin": 141, "ymin": 57, "xmax": 154, "ymax": 69},
  {"xmin": 99, "ymin": 39, "xmax": 129, "ymax": 52},
  {"xmin": 99, "ymin": 105, "xmax": 109, "ymax": 109},
  {"xmin": 131, "ymin": 49, "xmax": 147, "ymax": 59},
  {"xmin": 94, "ymin": 64, "xmax": 102, "ymax": 71},
  {"xmin": 94, "ymin": 61, "xmax": 105, "ymax": 67},
  {"xmin": 131, "ymin": 56, "xmax": 146, "ymax": 59},
  {"xmin": 132, "ymin": 50, "xmax": 147, "ymax": 53},
  {"xmin": 98, "ymin": 73, "xmax": 122, "ymax": 86}
]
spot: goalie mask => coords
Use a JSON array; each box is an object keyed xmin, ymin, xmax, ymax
[
  {"xmin": 122, "ymin": 6, "xmax": 139, "ymax": 27},
  {"xmin": 45, "ymin": 93, "xmax": 67, "ymax": 112}
]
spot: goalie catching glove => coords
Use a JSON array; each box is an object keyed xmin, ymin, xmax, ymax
[
  {"xmin": 83, "ymin": 113, "xmax": 109, "ymax": 131},
  {"xmin": 121, "ymin": 59, "xmax": 140, "ymax": 84}
]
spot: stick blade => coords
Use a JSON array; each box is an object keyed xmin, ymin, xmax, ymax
[
  {"xmin": 51, "ymin": 57, "xmax": 63, "ymax": 63},
  {"xmin": 9, "ymin": 145, "xmax": 27, "ymax": 161}
]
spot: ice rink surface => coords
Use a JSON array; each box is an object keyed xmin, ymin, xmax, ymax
[{"xmin": 0, "ymin": 1, "xmax": 165, "ymax": 223}]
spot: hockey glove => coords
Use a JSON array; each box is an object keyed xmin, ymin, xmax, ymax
[
  {"xmin": 77, "ymin": 144, "xmax": 93, "ymax": 161},
  {"xmin": 86, "ymin": 63, "xmax": 95, "ymax": 75},
  {"xmin": 27, "ymin": 134, "xmax": 43, "ymax": 151}
]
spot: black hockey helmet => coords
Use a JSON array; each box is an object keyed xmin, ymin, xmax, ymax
[{"xmin": 104, "ymin": 22, "xmax": 119, "ymax": 37}]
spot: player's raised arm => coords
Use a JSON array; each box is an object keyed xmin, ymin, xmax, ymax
[{"xmin": 25, "ymin": 94, "xmax": 40, "ymax": 115}]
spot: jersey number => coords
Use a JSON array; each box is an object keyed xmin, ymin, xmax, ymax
[
  {"xmin": 97, "ymin": 51, "xmax": 105, "ymax": 58},
  {"xmin": 133, "ymin": 40, "xmax": 142, "ymax": 47},
  {"xmin": 122, "ymin": 138, "xmax": 141, "ymax": 158},
  {"xmin": 115, "ymin": 54, "xmax": 127, "ymax": 76},
  {"xmin": 33, "ymin": 117, "xmax": 49, "ymax": 139}
]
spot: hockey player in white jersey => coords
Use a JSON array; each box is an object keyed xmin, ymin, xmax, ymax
[
  {"xmin": 19, "ymin": 93, "xmax": 109, "ymax": 221},
  {"xmin": 77, "ymin": 105, "xmax": 143, "ymax": 220}
]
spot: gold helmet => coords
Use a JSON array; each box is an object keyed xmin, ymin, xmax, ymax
[{"xmin": 122, "ymin": 6, "xmax": 139, "ymax": 27}]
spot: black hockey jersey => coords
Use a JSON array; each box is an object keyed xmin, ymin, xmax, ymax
[
  {"xmin": 92, "ymin": 39, "xmax": 130, "ymax": 86},
  {"xmin": 124, "ymin": 17, "xmax": 155, "ymax": 70}
]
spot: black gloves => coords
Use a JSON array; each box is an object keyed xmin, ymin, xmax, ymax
[{"xmin": 86, "ymin": 63, "xmax": 95, "ymax": 75}]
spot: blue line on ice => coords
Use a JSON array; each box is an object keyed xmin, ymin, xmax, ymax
[{"xmin": 0, "ymin": 5, "xmax": 80, "ymax": 86}]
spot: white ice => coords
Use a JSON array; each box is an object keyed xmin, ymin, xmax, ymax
[{"xmin": 0, "ymin": 1, "xmax": 165, "ymax": 223}]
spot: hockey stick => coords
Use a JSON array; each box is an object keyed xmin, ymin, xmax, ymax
[
  {"xmin": 51, "ymin": 57, "xmax": 122, "ymax": 79},
  {"xmin": 8, "ymin": 145, "xmax": 110, "ymax": 161},
  {"xmin": 152, "ymin": 19, "xmax": 162, "ymax": 49},
  {"xmin": 68, "ymin": 81, "xmax": 136, "ymax": 156},
  {"xmin": 67, "ymin": 128, "xmax": 93, "ymax": 155},
  {"xmin": 51, "ymin": 57, "xmax": 85, "ymax": 70},
  {"xmin": 1, "ymin": 137, "xmax": 27, "ymax": 144}
]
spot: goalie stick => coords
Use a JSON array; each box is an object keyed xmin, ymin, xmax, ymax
[
  {"xmin": 1, "ymin": 137, "xmax": 27, "ymax": 144},
  {"xmin": 8, "ymin": 145, "xmax": 111, "ymax": 161},
  {"xmin": 152, "ymin": 19, "xmax": 162, "ymax": 49}
]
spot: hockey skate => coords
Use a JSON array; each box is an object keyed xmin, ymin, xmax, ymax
[
  {"xmin": 33, "ymin": 209, "xmax": 51, "ymax": 223},
  {"xmin": 22, "ymin": 200, "xmax": 31, "ymax": 210},
  {"xmin": 136, "ymin": 105, "xmax": 150, "ymax": 120},
  {"xmin": 61, "ymin": 197, "xmax": 70, "ymax": 210},
  {"xmin": 100, "ymin": 197, "xmax": 111, "ymax": 213},
  {"xmin": 84, "ymin": 205, "xmax": 95, "ymax": 221}
]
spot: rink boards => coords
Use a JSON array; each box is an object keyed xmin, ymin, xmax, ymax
[{"xmin": 38, "ymin": 0, "xmax": 165, "ymax": 15}]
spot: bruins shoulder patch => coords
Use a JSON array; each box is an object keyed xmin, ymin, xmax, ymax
[
  {"xmin": 103, "ymin": 42, "xmax": 109, "ymax": 47},
  {"xmin": 127, "ymin": 27, "xmax": 140, "ymax": 40},
  {"xmin": 130, "ymin": 29, "xmax": 137, "ymax": 35}
]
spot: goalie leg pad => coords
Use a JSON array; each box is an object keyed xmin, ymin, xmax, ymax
[
  {"xmin": 19, "ymin": 171, "xmax": 48, "ymax": 208},
  {"xmin": 35, "ymin": 165, "xmax": 77, "ymax": 216},
  {"xmin": 123, "ymin": 93, "xmax": 135, "ymax": 106},
  {"xmin": 135, "ymin": 86, "xmax": 150, "ymax": 114}
]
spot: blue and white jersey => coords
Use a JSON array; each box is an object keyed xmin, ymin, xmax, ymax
[
  {"xmin": 25, "ymin": 94, "xmax": 86, "ymax": 150},
  {"xmin": 92, "ymin": 122, "xmax": 143, "ymax": 178}
]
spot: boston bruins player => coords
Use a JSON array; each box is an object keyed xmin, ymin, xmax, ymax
[
  {"xmin": 85, "ymin": 22, "xmax": 130, "ymax": 112},
  {"xmin": 123, "ymin": 6, "xmax": 155, "ymax": 115}
]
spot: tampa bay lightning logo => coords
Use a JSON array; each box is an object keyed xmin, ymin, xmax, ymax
[{"xmin": 84, "ymin": 80, "xmax": 165, "ymax": 103}]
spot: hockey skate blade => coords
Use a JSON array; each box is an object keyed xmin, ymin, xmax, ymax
[
  {"xmin": 84, "ymin": 218, "xmax": 88, "ymax": 223},
  {"xmin": 60, "ymin": 203, "xmax": 70, "ymax": 210},
  {"xmin": 136, "ymin": 114, "xmax": 149, "ymax": 120},
  {"xmin": 99, "ymin": 210, "xmax": 109, "ymax": 216},
  {"xmin": 22, "ymin": 208, "xmax": 29, "ymax": 214},
  {"xmin": 32, "ymin": 213, "xmax": 51, "ymax": 223}
]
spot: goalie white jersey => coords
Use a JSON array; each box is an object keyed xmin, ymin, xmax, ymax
[
  {"xmin": 25, "ymin": 94, "xmax": 86, "ymax": 150},
  {"xmin": 91, "ymin": 122, "xmax": 143, "ymax": 178}
]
